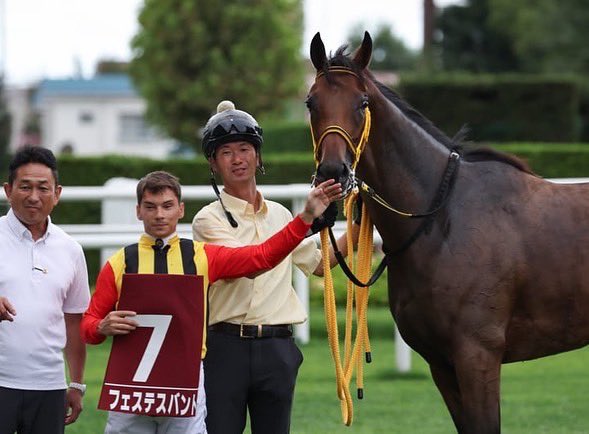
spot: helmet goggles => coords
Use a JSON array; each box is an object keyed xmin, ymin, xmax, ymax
[{"xmin": 210, "ymin": 118, "xmax": 263, "ymax": 141}]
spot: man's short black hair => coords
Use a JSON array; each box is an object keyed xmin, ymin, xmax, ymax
[{"xmin": 7, "ymin": 146, "xmax": 59, "ymax": 186}]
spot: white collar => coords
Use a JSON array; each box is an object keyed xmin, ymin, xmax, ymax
[
  {"xmin": 6, "ymin": 208, "xmax": 52, "ymax": 242},
  {"xmin": 220, "ymin": 189, "xmax": 268, "ymax": 216},
  {"xmin": 141, "ymin": 232, "xmax": 177, "ymax": 248}
]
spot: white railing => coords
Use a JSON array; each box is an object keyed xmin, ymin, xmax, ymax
[
  {"xmin": 3, "ymin": 177, "xmax": 587, "ymax": 371},
  {"xmin": 0, "ymin": 179, "xmax": 401, "ymax": 359}
]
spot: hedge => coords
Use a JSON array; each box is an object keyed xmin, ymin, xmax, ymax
[
  {"xmin": 50, "ymin": 143, "xmax": 589, "ymax": 225},
  {"xmin": 4, "ymin": 142, "xmax": 589, "ymax": 285},
  {"xmin": 396, "ymin": 74, "xmax": 580, "ymax": 143}
]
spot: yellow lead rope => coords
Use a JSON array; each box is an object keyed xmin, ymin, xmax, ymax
[
  {"xmin": 320, "ymin": 192, "xmax": 374, "ymax": 426},
  {"xmin": 310, "ymin": 90, "xmax": 374, "ymax": 425}
]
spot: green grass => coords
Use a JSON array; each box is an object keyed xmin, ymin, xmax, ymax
[{"xmin": 66, "ymin": 307, "xmax": 589, "ymax": 433}]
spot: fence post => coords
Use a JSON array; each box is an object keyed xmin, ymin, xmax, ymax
[
  {"xmin": 292, "ymin": 196, "xmax": 310, "ymax": 344},
  {"xmin": 395, "ymin": 326, "xmax": 412, "ymax": 372},
  {"xmin": 101, "ymin": 178, "xmax": 138, "ymax": 265}
]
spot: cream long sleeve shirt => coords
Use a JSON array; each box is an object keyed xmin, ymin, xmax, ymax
[{"xmin": 192, "ymin": 190, "xmax": 321, "ymax": 325}]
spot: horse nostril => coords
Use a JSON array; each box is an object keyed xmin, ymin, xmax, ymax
[
  {"xmin": 340, "ymin": 164, "xmax": 351, "ymax": 182},
  {"xmin": 317, "ymin": 162, "xmax": 348, "ymax": 184}
]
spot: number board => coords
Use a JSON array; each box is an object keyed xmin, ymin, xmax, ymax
[{"xmin": 98, "ymin": 273, "xmax": 204, "ymax": 417}]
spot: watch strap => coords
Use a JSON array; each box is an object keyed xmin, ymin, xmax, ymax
[{"xmin": 68, "ymin": 382, "xmax": 86, "ymax": 396}]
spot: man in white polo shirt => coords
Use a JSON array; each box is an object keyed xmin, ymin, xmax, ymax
[{"xmin": 0, "ymin": 146, "xmax": 90, "ymax": 434}]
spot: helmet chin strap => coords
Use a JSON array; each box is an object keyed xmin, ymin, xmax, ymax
[
  {"xmin": 257, "ymin": 151, "xmax": 265, "ymax": 175},
  {"xmin": 209, "ymin": 169, "xmax": 238, "ymax": 228}
]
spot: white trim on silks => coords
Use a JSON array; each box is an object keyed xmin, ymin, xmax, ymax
[{"xmin": 104, "ymin": 364, "xmax": 207, "ymax": 434}]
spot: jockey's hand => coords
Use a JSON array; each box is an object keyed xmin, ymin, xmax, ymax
[
  {"xmin": 299, "ymin": 180, "xmax": 342, "ymax": 224},
  {"xmin": 98, "ymin": 310, "xmax": 138, "ymax": 336}
]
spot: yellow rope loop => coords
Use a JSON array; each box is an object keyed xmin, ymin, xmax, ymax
[
  {"xmin": 320, "ymin": 192, "xmax": 375, "ymax": 426},
  {"xmin": 321, "ymin": 229, "xmax": 353, "ymax": 425},
  {"xmin": 351, "ymin": 201, "xmax": 373, "ymax": 395},
  {"xmin": 351, "ymin": 107, "xmax": 371, "ymax": 171},
  {"xmin": 343, "ymin": 196, "xmax": 357, "ymax": 371},
  {"xmin": 357, "ymin": 204, "xmax": 374, "ymax": 361}
]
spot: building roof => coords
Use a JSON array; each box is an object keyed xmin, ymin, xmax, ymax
[{"xmin": 35, "ymin": 74, "xmax": 138, "ymax": 103}]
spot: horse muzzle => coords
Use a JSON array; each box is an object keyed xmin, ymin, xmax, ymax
[{"xmin": 314, "ymin": 161, "xmax": 355, "ymax": 199}]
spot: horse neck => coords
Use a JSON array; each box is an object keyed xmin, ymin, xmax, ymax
[{"xmin": 357, "ymin": 94, "xmax": 451, "ymax": 211}]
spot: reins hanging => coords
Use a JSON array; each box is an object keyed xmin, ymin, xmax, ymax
[
  {"xmin": 328, "ymin": 226, "xmax": 387, "ymax": 288},
  {"xmin": 319, "ymin": 192, "xmax": 375, "ymax": 426}
]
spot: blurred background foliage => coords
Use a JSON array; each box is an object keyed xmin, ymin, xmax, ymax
[
  {"xmin": 5, "ymin": 0, "xmax": 589, "ymax": 291},
  {"xmin": 124, "ymin": 0, "xmax": 589, "ymax": 151},
  {"xmin": 130, "ymin": 0, "xmax": 304, "ymax": 149}
]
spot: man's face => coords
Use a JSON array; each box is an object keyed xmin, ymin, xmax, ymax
[
  {"xmin": 211, "ymin": 141, "xmax": 259, "ymax": 186},
  {"xmin": 3, "ymin": 163, "xmax": 61, "ymax": 230},
  {"xmin": 136, "ymin": 188, "xmax": 184, "ymax": 239}
]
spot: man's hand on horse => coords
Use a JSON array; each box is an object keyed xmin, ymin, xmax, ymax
[{"xmin": 300, "ymin": 179, "xmax": 342, "ymax": 224}]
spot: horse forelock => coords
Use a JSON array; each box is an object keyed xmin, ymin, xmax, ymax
[{"xmin": 324, "ymin": 46, "xmax": 363, "ymax": 84}]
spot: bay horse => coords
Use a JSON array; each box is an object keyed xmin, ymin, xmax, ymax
[{"xmin": 308, "ymin": 31, "xmax": 589, "ymax": 433}]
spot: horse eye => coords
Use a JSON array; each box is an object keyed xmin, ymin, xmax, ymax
[
  {"xmin": 361, "ymin": 97, "xmax": 369, "ymax": 109},
  {"xmin": 305, "ymin": 96, "xmax": 315, "ymax": 111}
]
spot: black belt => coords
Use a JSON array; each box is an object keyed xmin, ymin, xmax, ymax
[{"xmin": 209, "ymin": 322, "xmax": 293, "ymax": 338}]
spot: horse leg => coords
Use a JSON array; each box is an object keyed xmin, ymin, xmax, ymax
[
  {"xmin": 429, "ymin": 363, "xmax": 465, "ymax": 432},
  {"xmin": 453, "ymin": 342, "xmax": 502, "ymax": 434}
]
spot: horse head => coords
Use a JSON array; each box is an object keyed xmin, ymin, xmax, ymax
[{"xmin": 308, "ymin": 32, "xmax": 373, "ymax": 197}]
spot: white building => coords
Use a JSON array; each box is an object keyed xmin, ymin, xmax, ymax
[{"xmin": 33, "ymin": 74, "xmax": 178, "ymax": 158}]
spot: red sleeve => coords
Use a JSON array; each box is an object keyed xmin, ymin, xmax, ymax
[
  {"xmin": 205, "ymin": 215, "xmax": 311, "ymax": 283},
  {"xmin": 80, "ymin": 262, "xmax": 119, "ymax": 344}
]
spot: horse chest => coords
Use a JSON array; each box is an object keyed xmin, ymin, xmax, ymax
[{"xmin": 390, "ymin": 286, "xmax": 453, "ymax": 353}]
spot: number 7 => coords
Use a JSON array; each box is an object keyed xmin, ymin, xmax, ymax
[{"xmin": 132, "ymin": 314, "xmax": 173, "ymax": 382}]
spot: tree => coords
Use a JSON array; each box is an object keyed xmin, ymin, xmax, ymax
[
  {"xmin": 435, "ymin": 0, "xmax": 519, "ymax": 72},
  {"xmin": 130, "ymin": 0, "xmax": 304, "ymax": 148},
  {"xmin": 0, "ymin": 76, "xmax": 11, "ymax": 171},
  {"xmin": 348, "ymin": 25, "xmax": 417, "ymax": 71},
  {"xmin": 488, "ymin": 0, "xmax": 589, "ymax": 74}
]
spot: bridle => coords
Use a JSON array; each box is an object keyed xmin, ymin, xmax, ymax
[
  {"xmin": 310, "ymin": 66, "xmax": 462, "ymax": 272},
  {"xmin": 310, "ymin": 67, "xmax": 371, "ymax": 198}
]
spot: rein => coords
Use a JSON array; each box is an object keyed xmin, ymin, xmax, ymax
[
  {"xmin": 319, "ymin": 192, "xmax": 374, "ymax": 426},
  {"xmin": 357, "ymin": 150, "xmax": 461, "ymax": 218}
]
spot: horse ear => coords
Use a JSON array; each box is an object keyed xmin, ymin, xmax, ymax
[
  {"xmin": 310, "ymin": 32, "xmax": 327, "ymax": 72},
  {"xmin": 353, "ymin": 31, "xmax": 373, "ymax": 70}
]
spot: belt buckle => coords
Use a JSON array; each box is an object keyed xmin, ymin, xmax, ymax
[{"xmin": 240, "ymin": 324, "xmax": 262, "ymax": 338}]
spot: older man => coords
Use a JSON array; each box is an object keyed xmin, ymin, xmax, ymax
[{"xmin": 0, "ymin": 146, "xmax": 90, "ymax": 434}]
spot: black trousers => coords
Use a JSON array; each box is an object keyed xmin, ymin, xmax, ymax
[
  {"xmin": 0, "ymin": 387, "xmax": 66, "ymax": 434},
  {"xmin": 204, "ymin": 330, "xmax": 303, "ymax": 434}
]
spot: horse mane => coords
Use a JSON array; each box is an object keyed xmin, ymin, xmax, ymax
[{"xmin": 325, "ymin": 47, "xmax": 534, "ymax": 175}]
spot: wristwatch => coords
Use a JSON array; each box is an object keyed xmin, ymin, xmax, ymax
[{"xmin": 68, "ymin": 382, "xmax": 87, "ymax": 396}]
